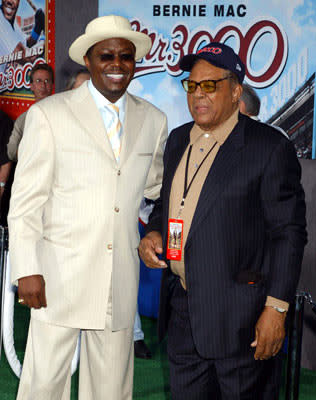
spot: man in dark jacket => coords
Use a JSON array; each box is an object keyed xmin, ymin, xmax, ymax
[{"xmin": 139, "ymin": 42, "xmax": 307, "ymax": 399}]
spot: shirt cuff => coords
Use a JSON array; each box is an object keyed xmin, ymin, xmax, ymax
[{"xmin": 265, "ymin": 296, "xmax": 289, "ymax": 311}]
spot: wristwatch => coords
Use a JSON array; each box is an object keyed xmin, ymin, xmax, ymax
[
  {"xmin": 271, "ymin": 306, "xmax": 287, "ymax": 313},
  {"xmin": 0, "ymin": 182, "xmax": 6, "ymax": 188}
]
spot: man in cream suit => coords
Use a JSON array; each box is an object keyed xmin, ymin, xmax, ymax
[{"xmin": 8, "ymin": 15, "xmax": 167, "ymax": 400}]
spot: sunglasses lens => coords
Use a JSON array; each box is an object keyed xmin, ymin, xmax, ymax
[
  {"xmin": 182, "ymin": 80, "xmax": 219, "ymax": 93},
  {"xmin": 200, "ymin": 81, "xmax": 216, "ymax": 93},
  {"xmin": 182, "ymin": 80, "xmax": 196, "ymax": 93}
]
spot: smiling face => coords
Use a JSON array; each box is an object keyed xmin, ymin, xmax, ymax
[
  {"xmin": 187, "ymin": 59, "xmax": 242, "ymax": 131},
  {"xmin": 1, "ymin": 0, "xmax": 19, "ymax": 23},
  {"xmin": 83, "ymin": 38, "xmax": 136, "ymax": 103}
]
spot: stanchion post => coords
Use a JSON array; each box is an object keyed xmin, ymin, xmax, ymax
[
  {"xmin": 285, "ymin": 293, "xmax": 305, "ymax": 400},
  {"xmin": 0, "ymin": 226, "xmax": 6, "ymax": 359}
]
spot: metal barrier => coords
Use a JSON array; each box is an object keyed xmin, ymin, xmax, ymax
[
  {"xmin": 0, "ymin": 226, "xmax": 7, "ymax": 359},
  {"xmin": 0, "ymin": 225, "xmax": 26, "ymax": 376},
  {"xmin": 285, "ymin": 292, "xmax": 316, "ymax": 400},
  {"xmin": 0, "ymin": 226, "xmax": 80, "ymax": 378}
]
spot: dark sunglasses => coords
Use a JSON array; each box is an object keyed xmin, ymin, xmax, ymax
[{"xmin": 181, "ymin": 77, "xmax": 229, "ymax": 93}]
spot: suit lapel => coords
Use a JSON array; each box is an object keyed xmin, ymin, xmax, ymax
[
  {"xmin": 119, "ymin": 92, "xmax": 144, "ymax": 166},
  {"xmin": 66, "ymin": 83, "xmax": 115, "ymax": 161},
  {"xmin": 186, "ymin": 115, "xmax": 246, "ymax": 245}
]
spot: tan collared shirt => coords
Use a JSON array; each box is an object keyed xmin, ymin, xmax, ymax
[{"xmin": 168, "ymin": 108, "xmax": 288, "ymax": 311}]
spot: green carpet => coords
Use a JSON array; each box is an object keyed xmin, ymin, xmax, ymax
[{"xmin": 1, "ymin": 303, "xmax": 316, "ymax": 399}]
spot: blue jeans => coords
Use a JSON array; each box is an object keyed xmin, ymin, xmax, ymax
[{"xmin": 133, "ymin": 308, "xmax": 144, "ymax": 341}]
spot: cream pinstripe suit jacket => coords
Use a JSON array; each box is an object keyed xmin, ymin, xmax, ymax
[{"xmin": 8, "ymin": 82, "xmax": 167, "ymax": 331}]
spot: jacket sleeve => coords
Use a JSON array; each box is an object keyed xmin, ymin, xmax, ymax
[
  {"xmin": 260, "ymin": 138, "xmax": 307, "ymax": 302},
  {"xmin": 7, "ymin": 112, "xmax": 26, "ymax": 161},
  {"xmin": 145, "ymin": 127, "xmax": 176, "ymax": 236},
  {"xmin": 0, "ymin": 112, "xmax": 13, "ymax": 165},
  {"xmin": 8, "ymin": 104, "xmax": 55, "ymax": 285},
  {"xmin": 143, "ymin": 112, "xmax": 168, "ymax": 201}
]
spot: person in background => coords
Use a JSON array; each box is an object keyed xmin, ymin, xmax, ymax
[
  {"xmin": 239, "ymin": 83, "xmax": 261, "ymax": 120},
  {"xmin": 139, "ymin": 42, "xmax": 307, "ymax": 399},
  {"xmin": 240, "ymin": 83, "xmax": 289, "ymax": 137},
  {"xmin": 9, "ymin": 15, "xmax": 167, "ymax": 400},
  {"xmin": 133, "ymin": 306, "xmax": 151, "ymax": 359},
  {"xmin": 134, "ymin": 198, "xmax": 154, "ymax": 359},
  {"xmin": 65, "ymin": 68, "xmax": 90, "ymax": 91},
  {"xmin": 0, "ymin": 109, "xmax": 13, "ymax": 224},
  {"xmin": 7, "ymin": 63, "xmax": 54, "ymax": 162}
]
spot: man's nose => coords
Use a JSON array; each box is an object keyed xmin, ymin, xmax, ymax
[
  {"xmin": 111, "ymin": 55, "xmax": 127, "ymax": 69},
  {"xmin": 192, "ymin": 85, "xmax": 206, "ymax": 98},
  {"xmin": 111, "ymin": 55, "xmax": 122, "ymax": 67}
]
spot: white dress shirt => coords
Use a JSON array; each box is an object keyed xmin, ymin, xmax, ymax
[{"xmin": 88, "ymin": 79, "xmax": 126, "ymax": 131}]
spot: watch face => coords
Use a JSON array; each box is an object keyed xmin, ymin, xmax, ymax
[{"xmin": 275, "ymin": 307, "xmax": 286, "ymax": 313}]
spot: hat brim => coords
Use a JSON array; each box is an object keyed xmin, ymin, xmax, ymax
[{"xmin": 69, "ymin": 31, "xmax": 152, "ymax": 66}]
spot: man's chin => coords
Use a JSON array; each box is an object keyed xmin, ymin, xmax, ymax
[
  {"xmin": 101, "ymin": 88, "xmax": 127, "ymax": 102},
  {"xmin": 35, "ymin": 95, "xmax": 47, "ymax": 101}
]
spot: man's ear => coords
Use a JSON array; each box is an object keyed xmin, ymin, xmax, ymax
[
  {"xmin": 232, "ymin": 83, "xmax": 242, "ymax": 104},
  {"xmin": 83, "ymin": 55, "xmax": 90, "ymax": 71}
]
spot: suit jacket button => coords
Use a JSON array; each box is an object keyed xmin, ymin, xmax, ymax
[
  {"xmin": 117, "ymin": 170, "xmax": 121, "ymax": 176},
  {"xmin": 107, "ymin": 244, "xmax": 113, "ymax": 250},
  {"xmin": 114, "ymin": 207, "xmax": 120, "ymax": 213}
]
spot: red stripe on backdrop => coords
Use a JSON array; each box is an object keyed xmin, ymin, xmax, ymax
[{"xmin": 0, "ymin": 0, "xmax": 55, "ymax": 120}]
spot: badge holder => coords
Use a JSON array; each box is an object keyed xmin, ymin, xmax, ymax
[{"xmin": 166, "ymin": 218, "xmax": 183, "ymax": 261}]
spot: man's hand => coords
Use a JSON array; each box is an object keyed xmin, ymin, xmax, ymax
[
  {"xmin": 18, "ymin": 275, "xmax": 47, "ymax": 309},
  {"xmin": 251, "ymin": 306, "xmax": 286, "ymax": 360},
  {"xmin": 138, "ymin": 231, "xmax": 167, "ymax": 269}
]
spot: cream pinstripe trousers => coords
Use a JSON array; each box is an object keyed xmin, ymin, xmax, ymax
[{"xmin": 16, "ymin": 291, "xmax": 134, "ymax": 400}]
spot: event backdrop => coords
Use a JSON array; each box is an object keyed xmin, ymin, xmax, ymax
[
  {"xmin": 99, "ymin": 0, "xmax": 316, "ymax": 159},
  {"xmin": 0, "ymin": 0, "xmax": 315, "ymax": 370},
  {"xmin": 0, "ymin": 0, "xmax": 55, "ymax": 120},
  {"xmin": 1, "ymin": 1, "xmax": 314, "ymax": 157}
]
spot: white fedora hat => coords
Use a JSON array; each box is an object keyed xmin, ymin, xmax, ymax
[{"xmin": 69, "ymin": 15, "xmax": 152, "ymax": 65}]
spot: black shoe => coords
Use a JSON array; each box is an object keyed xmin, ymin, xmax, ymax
[{"xmin": 134, "ymin": 340, "xmax": 152, "ymax": 359}]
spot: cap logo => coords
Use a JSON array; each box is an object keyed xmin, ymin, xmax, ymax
[{"xmin": 197, "ymin": 47, "xmax": 222, "ymax": 55}]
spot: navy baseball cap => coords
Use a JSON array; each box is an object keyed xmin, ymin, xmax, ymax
[{"xmin": 179, "ymin": 42, "xmax": 245, "ymax": 84}]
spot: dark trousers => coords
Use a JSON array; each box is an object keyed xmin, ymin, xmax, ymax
[{"xmin": 167, "ymin": 279, "xmax": 282, "ymax": 400}]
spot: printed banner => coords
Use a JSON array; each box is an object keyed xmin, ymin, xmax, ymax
[
  {"xmin": 99, "ymin": 0, "xmax": 316, "ymax": 159},
  {"xmin": 0, "ymin": 0, "xmax": 55, "ymax": 120}
]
